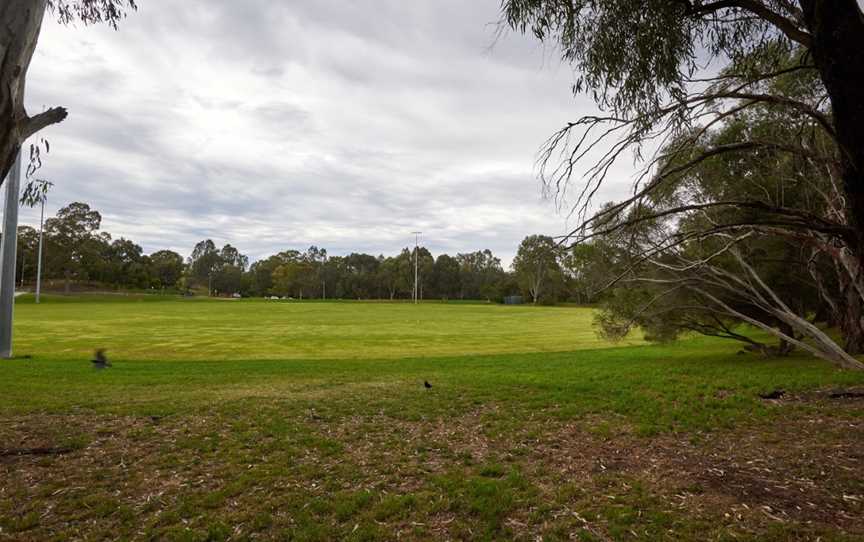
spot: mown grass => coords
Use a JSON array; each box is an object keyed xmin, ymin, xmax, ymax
[
  {"xmin": 1, "ymin": 295, "xmax": 863, "ymax": 541},
  {"xmin": 12, "ymin": 294, "xmax": 644, "ymax": 361}
]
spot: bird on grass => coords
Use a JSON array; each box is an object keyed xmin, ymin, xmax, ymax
[
  {"xmin": 424, "ymin": 380, "xmax": 432, "ymax": 390},
  {"xmin": 91, "ymin": 349, "xmax": 111, "ymax": 369},
  {"xmin": 758, "ymin": 389, "xmax": 784, "ymax": 400}
]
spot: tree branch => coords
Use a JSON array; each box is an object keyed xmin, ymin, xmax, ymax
[
  {"xmin": 21, "ymin": 107, "xmax": 68, "ymax": 140},
  {"xmin": 689, "ymin": 0, "xmax": 812, "ymax": 47}
]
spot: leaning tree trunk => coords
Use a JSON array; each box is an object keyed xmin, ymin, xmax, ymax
[{"xmin": 1, "ymin": 0, "xmax": 67, "ymax": 185}]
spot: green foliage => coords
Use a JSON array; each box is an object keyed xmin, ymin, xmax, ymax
[
  {"xmin": 149, "ymin": 250, "xmax": 185, "ymax": 290},
  {"xmin": 502, "ymin": 0, "xmax": 796, "ymax": 118},
  {"xmin": 513, "ymin": 234, "xmax": 565, "ymax": 303},
  {"xmin": 571, "ymin": 54, "xmax": 853, "ymax": 361},
  {"xmin": 48, "ymin": 0, "xmax": 138, "ymax": 30}
]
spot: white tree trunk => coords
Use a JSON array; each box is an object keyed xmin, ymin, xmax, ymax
[{"xmin": 1, "ymin": 0, "xmax": 65, "ymax": 184}]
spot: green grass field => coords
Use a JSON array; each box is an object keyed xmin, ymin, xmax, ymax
[{"xmin": 2, "ymin": 295, "xmax": 863, "ymax": 541}]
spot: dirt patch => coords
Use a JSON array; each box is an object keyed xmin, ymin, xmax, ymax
[
  {"xmin": 682, "ymin": 413, "xmax": 864, "ymax": 527},
  {"xmin": 537, "ymin": 410, "xmax": 864, "ymax": 533},
  {"xmin": 318, "ymin": 404, "xmax": 864, "ymax": 537},
  {"xmin": 1, "ymin": 404, "xmax": 862, "ymax": 540}
]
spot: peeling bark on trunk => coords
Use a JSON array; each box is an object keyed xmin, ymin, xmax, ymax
[
  {"xmin": 0, "ymin": 0, "xmax": 68, "ymax": 184},
  {"xmin": 827, "ymin": 248, "xmax": 864, "ymax": 354},
  {"xmin": 801, "ymin": 0, "xmax": 864, "ymax": 268},
  {"xmin": 840, "ymin": 285, "xmax": 864, "ymax": 354}
]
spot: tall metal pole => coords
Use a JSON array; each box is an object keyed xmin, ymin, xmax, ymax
[
  {"xmin": 0, "ymin": 151, "xmax": 22, "ymax": 358},
  {"xmin": 411, "ymin": 231, "xmax": 421, "ymax": 304},
  {"xmin": 35, "ymin": 193, "xmax": 45, "ymax": 304}
]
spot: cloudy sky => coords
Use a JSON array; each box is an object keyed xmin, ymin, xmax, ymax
[{"xmin": 20, "ymin": 0, "xmax": 632, "ymax": 266}]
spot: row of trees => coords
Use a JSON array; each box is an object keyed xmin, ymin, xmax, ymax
[
  {"xmin": 242, "ymin": 246, "xmax": 511, "ymax": 301},
  {"xmin": 9, "ymin": 201, "xmax": 592, "ymax": 303},
  {"xmin": 12, "ymin": 202, "xmax": 184, "ymax": 293}
]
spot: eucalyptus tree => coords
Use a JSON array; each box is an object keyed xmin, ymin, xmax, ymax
[
  {"xmin": 210, "ymin": 244, "xmax": 248, "ymax": 295},
  {"xmin": 504, "ymin": 3, "xmax": 864, "ymax": 365},
  {"xmin": 432, "ymin": 254, "xmax": 461, "ymax": 300},
  {"xmin": 560, "ymin": 241, "xmax": 613, "ymax": 305},
  {"xmin": 42, "ymin": 201, "xmax": 102, "ymax": 293},
  {"xmin": 513, "ymin": 235, "xmax": 563, "ymax": 304},
  {"xmin": 583, "ymin": 75, "xmax": 864, "ymax": 368},
  {"xmin": 502, "ymin": 1, "xmax": 864, "ymax": 289},
  {"xmin": 503, "ymin": 1, "xmax": 862, "ymax": 240},
  {"xmin": 188, "ymin": 239, "xmax": 220, "ymax": 289},
  {"xmin": 594, "ymin": 222, "xmax": 864, "ymax": 368},
  {"xmin": 456, "ymin": 250, "xmax": 503, "ymax": 300},
  {"xmin": 148, "ymin": 249, "xmax": 184, "ymax": 290},
  {"xmin": 105, "ymin": 237, "xmax": 144, "ymax": 286},
  {"xmin": 342, "ymin": 252, "xmax": 382, "ymax": 299},
  {"xmin": 377, "ymin": 256, "xmax": 402, "ymax": 300},
  {"xmin": 1, "ymin": 1, "xmax": 136, "ymax": 184}
]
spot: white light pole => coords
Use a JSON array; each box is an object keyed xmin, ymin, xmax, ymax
[
  {"xmin": 35, "ymin": 182, "xmax": 49, "ymax": 304},
  {"xmin": 411, "ymin": 231, "xmax": 422, "ymax": 304},
  {"xmin": 0, "ymin": 151, "xmax": 22, "ymax": 358}
]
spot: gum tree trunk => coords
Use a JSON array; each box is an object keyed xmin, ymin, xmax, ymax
[
  {"xmin": 801, "ymin": 0, "xmax": 864, "ymax": 265},
  {"xmin": 0, "ymin": 0, "xmax": 67, "ymax": 185},
  {"xmin": 798, "ymin": 0, "xmax": 864, "ymax": 355}
]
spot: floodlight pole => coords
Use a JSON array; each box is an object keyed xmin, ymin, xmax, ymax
[
  {"xmin": 35, "ymin": 192, "xmax": 46, "ymax": 304},
  {"xmin": 412, "ymin": 231, "xmax": 421, "ymax": 304},
  {"xmin": 0, "ymin": 150, "xmax": 22, "ymax": 358}
]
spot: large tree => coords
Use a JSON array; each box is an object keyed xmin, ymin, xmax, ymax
[
  {"xmin": 560, "ymin": 241, "xmax": 612, "ymax": 305},
  {"xmin": 42, "ymin": 201, "xmax": 102, "ymax": 293},
  {"xmin": 148, "ymin": 249, "xmax": 183, "ymax": 290},
  {"xmin": 455, "ymin": 250, "xmax": 504, "ymax": 300},
  {"xmin": 502, "ymin": 1, "xmax": 864, "ymax": 265},
  {"xmin": 1, "ymin": 1, "xmax": 136, "ymax": 185},
  {"xmin": 504, "ymin": 0, "xmax": 864, "ymax": 363},
  {"xmin": 513, "ymin": 235, "xmax": 563, "ymax": 304},
  {"xmin": 187, "ymin": 239, "xmax": 220, "ymax": 289},
  {"xmin": 578, "ymin": 67, "xmax": 864, "ymax": 368},
  {"xmin": 431, "ymin": 254, "xmax": 461, "ymax": 300}
]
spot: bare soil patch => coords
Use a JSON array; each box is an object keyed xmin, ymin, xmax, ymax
[{"xmin": 1, "ymin": 399, "xmax": 862, "ymax": 540}]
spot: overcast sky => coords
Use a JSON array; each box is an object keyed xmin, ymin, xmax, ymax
[{"xmin": 19, "ymin": 0, "xmax": 634, "ymax": 266}]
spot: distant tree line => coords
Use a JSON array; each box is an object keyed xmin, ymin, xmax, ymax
[
  {"xmin": 6, "ymin": 201, "xmax": 596, "ymax": 303},
  {"xmin": 11, "ymin": 202, "xmax": 185, "ymax": 294}
]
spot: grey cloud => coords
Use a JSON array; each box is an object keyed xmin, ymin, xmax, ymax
[{"xmin": 18, "ymin": 0, "xmax": 629, "ymax": 267}]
